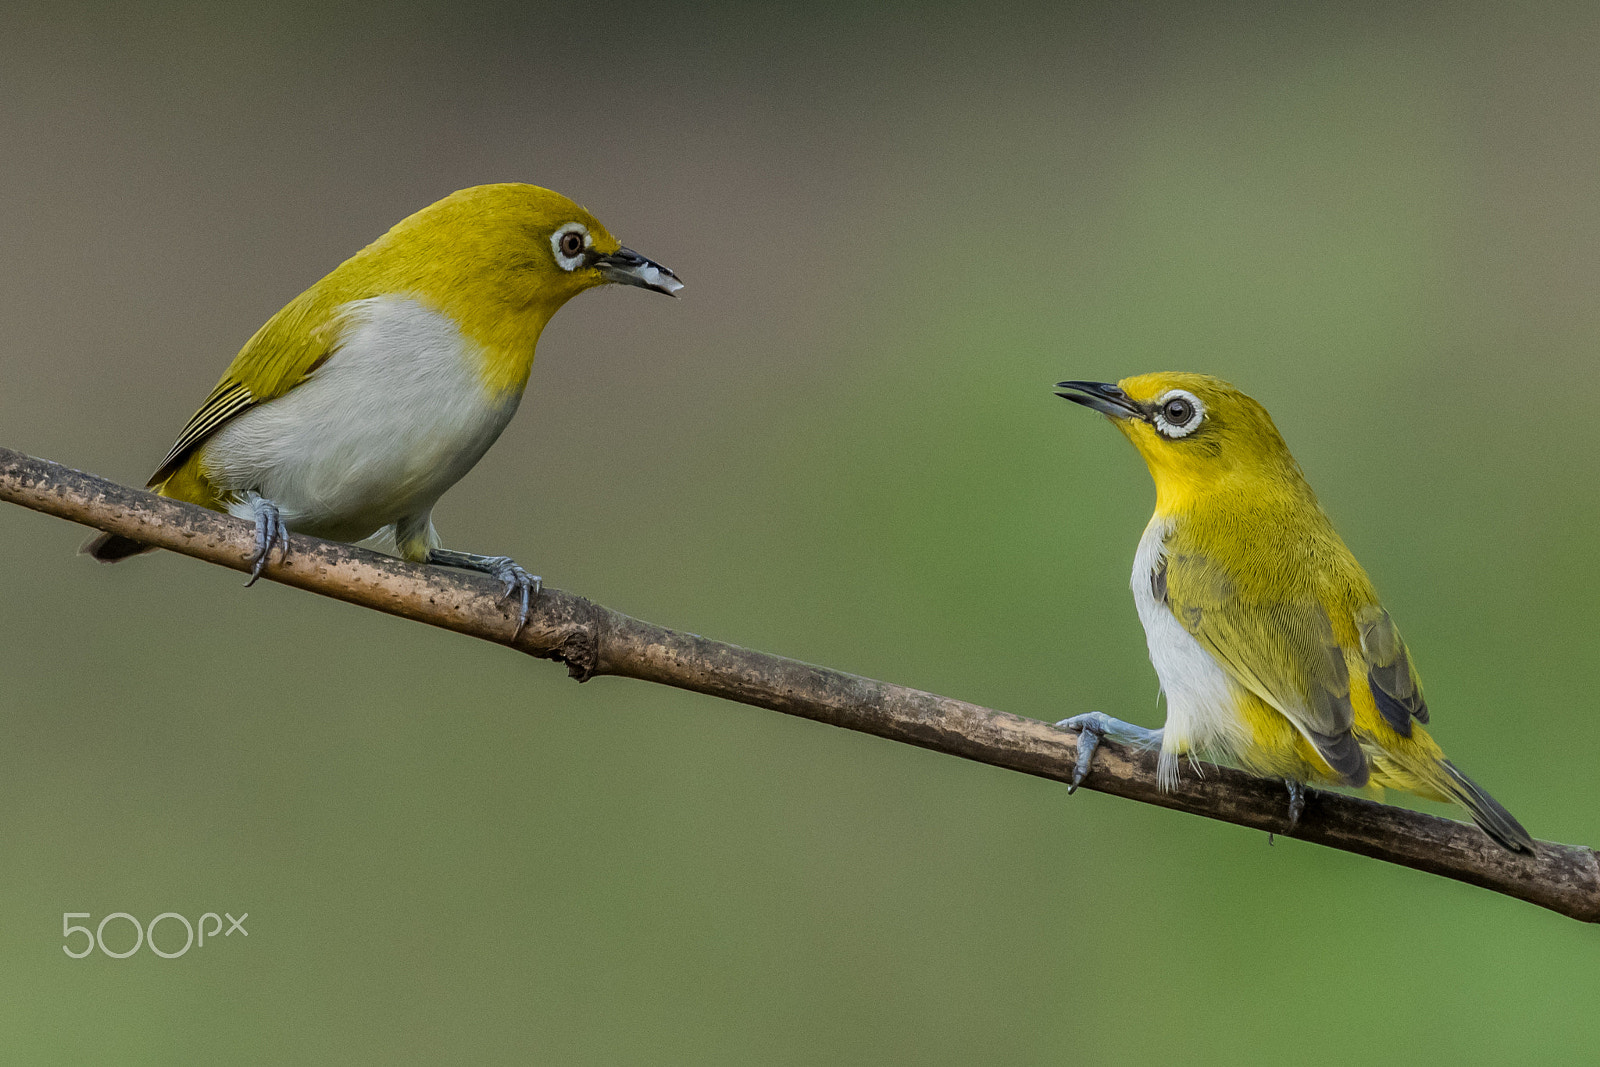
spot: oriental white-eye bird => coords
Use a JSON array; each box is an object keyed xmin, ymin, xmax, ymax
[
  {"xmin": 1053, "ymin": 373, "xmax": 1533, "ymax": 852},
  {"xmin": 83, "ymin": 183, "xmax": 682, "ymax": 626}
]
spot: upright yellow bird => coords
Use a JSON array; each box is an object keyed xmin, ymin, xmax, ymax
[
  {"xmin": 1054, "ymin": 373, "xmax": 1533, "ymax": 852},
  {"xmin": 84, "ymin": 184, "xmax": 681, "ymax": 625}
]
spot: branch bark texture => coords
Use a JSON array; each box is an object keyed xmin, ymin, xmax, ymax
[{"xmin": 4, "ymin": 445, "xmax": 1597, "ymax": 923}]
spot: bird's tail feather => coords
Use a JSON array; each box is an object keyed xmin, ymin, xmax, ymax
[
  {"xmin": 80, "ymin": 531, "xmax": 155, "ymax": 562},
  {"xmin": 1440, "ymin": 760, "xmax": 1535, "ymax": 854}
]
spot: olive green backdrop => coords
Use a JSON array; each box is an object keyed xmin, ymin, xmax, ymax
[{"xmin": 2, "ymin": 2, "xmax": 1596, "ymax": 1062}]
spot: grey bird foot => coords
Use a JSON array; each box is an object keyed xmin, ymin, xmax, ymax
[
  {"xmin": 1056, "ymin": 712, "xmax": 1112, "ymax": 794},
  {"xmin": 244, "ymin": 496, "xmax": 289, "ymax": 587},
  {"xmin": 1269, "ymin": 779, "xmax": 1308, "ymax": 845},
  {"xmin": 1284, "ymin": 778, "xmax": 1306, "ymax": 833},
  {"xmin": 1053, "ymin": 712, "xmax": 1162, "ymax": 795},
  {"xmin": 427, "ymin": 549, "xmax": 542, "ymax": 634}
]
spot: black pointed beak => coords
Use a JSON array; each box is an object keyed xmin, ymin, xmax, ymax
[
  {"xmin": 1054, "ymin": 380, "xmax": 1142, "ymax": 419},
  {"xmin": 593, "ymin": 246, "xmax": 684, "ymax": 296}
]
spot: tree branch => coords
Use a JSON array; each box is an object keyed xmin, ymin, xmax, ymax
[{"xmin": 3, "ymin": 445, "xmax": 1597, "ymax": 923}]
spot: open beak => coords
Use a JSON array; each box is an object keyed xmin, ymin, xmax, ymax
[
  {"xmin": 594, "ymin": 247, "xmax": 684, "ymax": 296},
  {"xmin": 1055, "ymin": 380, "xmax": 1142, "ymax": 419}
]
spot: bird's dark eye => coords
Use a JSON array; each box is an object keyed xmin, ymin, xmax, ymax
[
  {"xmin": 559, "ymin": 231, "xmax": 585, "ymax": 258},
  {"xmin": 1152, "ymin": 389, "xmax": 1206, "ymax": 438}
]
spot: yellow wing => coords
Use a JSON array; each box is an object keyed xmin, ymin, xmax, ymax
[
  {"xmin": 1157, "ymin": 546, "xmax": 1368, "ymax": 785},
  {"xmin": 148, "ymin": 287, "xmax": 352, "ymax": 487},
  {"xmin": 1353, "ymin": 603, "xmax": 1428, "ymax": 735}
]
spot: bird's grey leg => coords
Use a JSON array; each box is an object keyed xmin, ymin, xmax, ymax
[
  {"xmin": 1284, "ymin": 778, "xmax": 1306, "ymax": 833},
  {"xmin": 243, "ymin": 493, "xmax": 289, "ymax": 587},
  {"xmin": 1053, "ymin": 712, "xmax": 1163, "ymax": 794},
  {"xmin": 1268, "ymin": 780, "xmax": 1308, "ymax": 845},
  {"xmin": 427, "ymin": 548, "xmax": 541, "ymax": 634}
]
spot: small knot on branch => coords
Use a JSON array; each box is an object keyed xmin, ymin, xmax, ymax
[{"xmin": 514, "ymin": 590, "xmax": 605, "ymax": 681}]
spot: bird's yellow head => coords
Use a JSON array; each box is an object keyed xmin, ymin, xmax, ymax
[
  {"xmin": 1056, "ymin": 372, "xmax": 1305, "ymax": 510},
  {"xmin": 359, "ymin": 183, "xmax": 681, "ymax": 314},
  {"xmin": 320, "ymin": 183, "xmax": 681, "ymax": 395}
]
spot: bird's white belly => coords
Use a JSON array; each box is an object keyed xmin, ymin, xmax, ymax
[
  {"xmin": 1132, "ymin": 515, "xmax": 1249, "ymax": 786},
  {"xmin": 202, "ymin": 295, "xmax": 520, "ymax": 543}
]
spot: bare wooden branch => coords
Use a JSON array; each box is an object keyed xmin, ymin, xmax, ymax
[{"xmin": 3, "ymin": 444, "xmax": 1597, "ymax": 922}]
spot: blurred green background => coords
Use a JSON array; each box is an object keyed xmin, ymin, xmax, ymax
[{"xmin": 3, "ymin": 1, "xmax": 1598, "ymax": 1062}]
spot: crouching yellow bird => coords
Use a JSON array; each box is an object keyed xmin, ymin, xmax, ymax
[
  {"xmin": 84, "ymin": 184, "xmax": 682, "ymax": 626},
  {"xmin": 1054, "ymin": 373, "xmax": 1533, "ymax": 852}
]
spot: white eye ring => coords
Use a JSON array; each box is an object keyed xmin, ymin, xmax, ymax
[
  {"xmin": 551, "ymin": 223, "xmax": 592, "ymax": 271},
  {"xmin": 1152, "ymin": 389, "xmax": 1205, "ymax": 439}
]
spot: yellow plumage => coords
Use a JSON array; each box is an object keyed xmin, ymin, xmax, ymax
[
  {"xmin": 85, "ymin": 184, "xmax": 681, "ymax": 625},
  {"xmin": 1057, "ymin": 372, "xmax": 1532, "ymax": 852}
]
